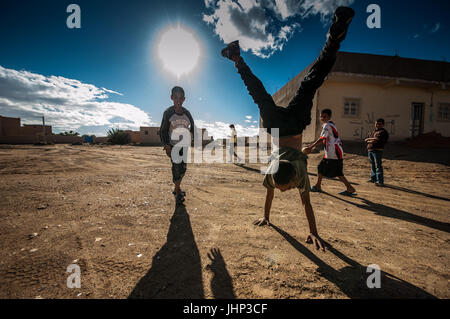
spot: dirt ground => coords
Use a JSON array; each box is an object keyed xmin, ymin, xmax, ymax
[{"xmin": 0, "ymin": 143, "xmax": 449, "ymax": 299}]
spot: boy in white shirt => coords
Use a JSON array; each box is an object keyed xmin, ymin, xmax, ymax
[{"xmin": 304, "ymin": 109, "xmax": 356, "ymax": 196}]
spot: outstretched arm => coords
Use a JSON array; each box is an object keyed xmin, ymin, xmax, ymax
[
  {"xmin": 300, "ymin": 191, "xmax": 326, "ymax": 251},
  {"xmin": 309, "ymin": 137, "xmax": 324, "ymax": 150},
  {"xmin": 254, "ymin": 188, "xmax": 274, "ymax": 226},
  {"xmin": 303, "ymin": 137, "xmax": 324, "ymax": 154}
]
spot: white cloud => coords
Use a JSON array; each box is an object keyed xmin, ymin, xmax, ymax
[
  {"xmin": 274, "ymin": 0, "xmax": 354, "ymax": 20},
  {"xmin": 431, "ymin": 23, "xmax": 440, "ymax": 33},
  {"xmin": 0, "ymin": 65, "xmax": 154, "ymax": 135},
  {"xmin": 245, "ymin": 119, "xmax": 251, "ymax": 123},
  {"xmin": 203, "ymin": 0, "xmax": 354, "ymax": 58},
  {"xmin": 246, "ymin": 115, "xmax": 252, "ymax": 119},
  {"xmin": 101, "ymin": 87, "xmax": 123, "ymax": 96},
  {"xmin": 195, "ymin": 119, "xmax": 259, "ymax": 139}
]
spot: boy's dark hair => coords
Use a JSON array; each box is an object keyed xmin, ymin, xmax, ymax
[
  {"xmin": 321, "ymin": 109, "xmax": 332, "ymax": 117},
  {"xmin": 376, "ymin": 118, "xmax": 385, "ymax": 125},
  {"xmin": 273, "ymin": 160, "xmax": 296, "ymax": 185},
  {"xmin": 171, "ymin": 86, "xmax": 185, "ymax": 97},
  {"xmin": 229, "ymin": 124, "xmax": 235, "ymax": 128}
]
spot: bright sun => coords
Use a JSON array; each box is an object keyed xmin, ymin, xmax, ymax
[{"xmin": 157, "ymin": 26, "xmax": 201, "ymax": 78}]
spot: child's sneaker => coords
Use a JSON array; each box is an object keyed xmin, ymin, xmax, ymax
[
  {"xmin": 328, "ymin": 7, "xmax": 355, "ymax": 42},
  {"xmin": 221, "ymin": 40, "xmax": 240, "ymax": 60}
]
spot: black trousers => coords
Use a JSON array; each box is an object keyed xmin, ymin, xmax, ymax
[
  {"xmin": 171, "ymin": 146, "xmax": 187, "ymax": 184},
  {"xmin": 237, "ymin": 37, "xmax": 340, "ymax": 137}
]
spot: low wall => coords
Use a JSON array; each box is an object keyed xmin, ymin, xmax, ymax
[
  {"xmin": 0, "ymin": 135, "xmax": 39, "ymax": 144},
  {"xmin": 0, "ymin": 135, "xmax": 84, "ymax": 144},
  {"xmin": 52, "ymin": 136, "xmax": 83, "ymax": 144}
]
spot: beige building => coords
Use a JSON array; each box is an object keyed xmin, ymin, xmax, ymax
[
  {"xmin": 272, "ymin": 52, "xmax": 450, "ymax": 142},
  {"xmin": 140, "ymin": 127, "xmax": 161, "ymax": 145}
]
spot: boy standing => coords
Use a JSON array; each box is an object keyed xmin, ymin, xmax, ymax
[
  {"xmin": 160, "ymin": 86, "xmax": 195, "ymax": 204},
  {"xmin": 365, "ymin": 119, "xmax": 389, "ymax": 187},
  {"xmin": 305, "ymin": 109, "xmax": 356, "ymax": 196},
  {"xmin": 228, "ymin": 124, "xmax": 240, "ymax": 162},
  {"xmin": 222, "ymin": 6, "xmax": 355, "ymax": 251}
]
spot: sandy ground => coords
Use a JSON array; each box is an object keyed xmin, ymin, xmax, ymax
[{"xmin": 0, "ymin": 143, "xmax": 449, "ymax": 299}]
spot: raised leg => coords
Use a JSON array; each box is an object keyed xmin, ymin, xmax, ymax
[{"xmin": 287, "ymin": 7, "xmax": 355, "ymax": 126}]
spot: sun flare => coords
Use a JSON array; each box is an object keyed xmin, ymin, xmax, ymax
[{"xmin": 157, "ymin": 26, "xmax": 201, "ymax": 78}]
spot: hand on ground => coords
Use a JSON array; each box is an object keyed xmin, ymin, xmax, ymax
[
  {"xmin": 306, "ymin": 233, "xmax": 326, "ymax": 252},
  {"xmin": 253, "ymin": 218, "xmax": 270, "ymax": 227}
]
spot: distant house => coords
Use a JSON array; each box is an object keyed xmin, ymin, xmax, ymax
[
  {"xmin": 140, "ymin": 127, "xmax": 161, "ymax": 145},
  {"xmin": 271, "ymin": 52, "xmax": 450, "ymax": 142},
  {"xmin": 0, "ymin": 115, "xmax": 54, "ymax": 144}
]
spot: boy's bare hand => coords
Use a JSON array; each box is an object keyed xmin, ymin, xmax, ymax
[
  {"xmin": 253, "ymin": 218, "xmax": 270, "ymax": 226},
  {"xmin": 164, "ymin": 145, "xmax": 172, "ymax": 157},
  {"xmin": 306, "ymin": 233, "xmax": 326, "ymax": 251}
]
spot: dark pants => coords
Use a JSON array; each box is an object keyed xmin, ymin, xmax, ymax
[
  {"xmin": 236, "ymin": 36, "xmax": 340, "ymax": 137},
  {"xmin": 171, "ymin": 146, "xmax": 187, "ymax": 184},
  {"xmin": 368, "ymin": 150, "xmax": 384, "ymax": 183},
  {"xmin": 318, "ymin": 158, "xmax": 344, "ymax": 178}
]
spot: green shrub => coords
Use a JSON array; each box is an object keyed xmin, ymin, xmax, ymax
[{"xmin": 107, "ymin": 128, "xmax": 131, "ymax": 145}]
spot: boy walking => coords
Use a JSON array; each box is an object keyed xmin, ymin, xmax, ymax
[
  {"xmin": 228, "ymin": 124, "xmax": 240, "ymax": 162},
  {"xmin": 160, "ymin": 86, "xmax": 195, "ymax": 204},
  {"xmin": 305, "ymin": 109, "xmax": 356, "ymax": 196},
  {"xmin": 365, "ymin": 119, "xmax": 389, "ymax": 187},
  {"xmin": 222, "ymin": 6, "xmax": 355, "ymax": 251}
]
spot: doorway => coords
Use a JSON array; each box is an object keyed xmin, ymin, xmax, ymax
[{"xmin": 411, "ymin": 103, "xmax": 424, "ymax": 137}]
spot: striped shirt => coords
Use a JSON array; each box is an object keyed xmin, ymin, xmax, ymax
[{"xmin": 320, "ymin": 121, "xmax": 344, "ymax": 160}]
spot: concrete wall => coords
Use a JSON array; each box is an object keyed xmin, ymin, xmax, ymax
[
  {"xmin": 94, "ymin": 136, "xmax": 109, "ymax": 144},
  {"xmin": 52, "ymin": 135, "xmax": 83, "ymax": 144},
  {"xmin": 0, "ymin": 135, "xmax": 84, "ymax": 144},
  {"xmin": 0, "ymin": 135, "xmax": 39, "ymax": 144},
  {"xmin": 124, "ymin": 130, "xmax": 141, "ymax": 143},
  {"xmin": 429, "ymin": 90, "xmax": 450, "ymax": 137},
  {"xmin": 21, "ymin": 125, "xmax": 52, "ymax": 136},
  {"xmin": 0, "ymin": 116, "xmax": 21, "ymax": 136},
  {"xmin": 140, "ymin": 127, "xmax": 161, "ymax": 145}
]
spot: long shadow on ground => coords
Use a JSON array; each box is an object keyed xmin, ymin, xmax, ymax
[
  {"xmin": 343, "ymin": 141, "xmax": 450, "ymax": 166},
  {"xmin": 128, "ymin": 204, "xmax": 204, "ymax": 298},
  {"xmin": 322, "ymin": 192, "xmax": 450, "ymax": 234},
  {"xmin": 384, "ymin": 184, "xmax": 450, "ymax": 202},
  {"xmin": 271, "ymin": 224, "xmax": 436, "ymax": 298},
  {"xmin": 206, "ymin": 248, "xmax": 236, "ymax": 299}
]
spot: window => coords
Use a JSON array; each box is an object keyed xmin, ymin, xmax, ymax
[
  {"xmin": 343, "ymin": 98, "xmax": 361, "ymax": 117},
  {"xmin": 438, "ymin": 103, "xmax": 450, "ymax": 121},
  {"xmin": 145, "ymin": 130, "xmax": 148, "ymax": 135}
]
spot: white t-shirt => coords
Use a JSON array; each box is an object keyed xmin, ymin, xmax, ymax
[{"xmin": 320, "ymin": 121, "xmax": 344, "ymax": 160}]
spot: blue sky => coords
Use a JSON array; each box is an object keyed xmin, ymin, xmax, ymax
[{"xmin": 0, "ymin": 0, "xmax": 449, "ymax": 138}]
